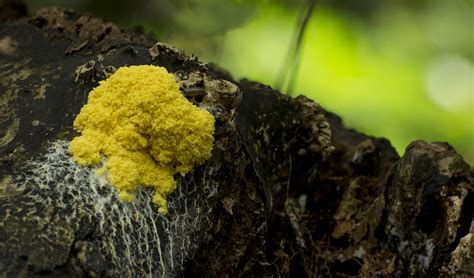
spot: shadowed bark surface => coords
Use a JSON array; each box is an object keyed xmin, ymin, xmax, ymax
[{"xmin": 0, "ymin": 4, "xmax": 472, "ymax": 277}]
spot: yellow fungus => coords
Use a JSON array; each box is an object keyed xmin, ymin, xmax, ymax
[{"xmin": 69, "ymin": 65, "xmax": 215, "ymax": 215}]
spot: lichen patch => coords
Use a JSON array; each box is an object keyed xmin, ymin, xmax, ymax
[
  {"xmin": 0, "ymin": 36, "xmax": 17, "ymax": 56},
  {"xmin": 34, "ymin": 84, "xmax": 48, "ymax": 100},
  {"xmin": 0, "ymin": 118, "xmax": 20, "ymax": 148}
]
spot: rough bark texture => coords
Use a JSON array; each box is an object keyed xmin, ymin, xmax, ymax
[{"xmin": 1, "ymin": 5, "xmax": 472, "ymax": 278}]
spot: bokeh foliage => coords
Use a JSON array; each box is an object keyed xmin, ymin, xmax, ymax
[{"xmin": 26, "ymin": 0, "xmax": 474, "ymax": 163}]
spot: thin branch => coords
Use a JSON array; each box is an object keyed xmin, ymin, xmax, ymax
[{"xmin": 275, "ymin": 0, "xmax": 317, "ymax": 95}]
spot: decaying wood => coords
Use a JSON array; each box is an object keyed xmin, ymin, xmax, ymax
[{"xmin": 0, "ymin": 5, "xmax": 472, "ymax": 277}]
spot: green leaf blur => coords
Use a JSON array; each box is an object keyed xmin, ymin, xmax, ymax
[{"xmin": 26, "ymin": 0, "xmax": 474, "ymax": 163}]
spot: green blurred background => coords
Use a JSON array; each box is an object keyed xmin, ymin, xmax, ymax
[{"xmin": 26, "ymin": 0, "xmax": 474, "ymax": 163}]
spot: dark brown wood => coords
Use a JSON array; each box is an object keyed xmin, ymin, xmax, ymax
[{"xmin": 0, "ymin": 5, "xmax": 472, "ymax": 277}]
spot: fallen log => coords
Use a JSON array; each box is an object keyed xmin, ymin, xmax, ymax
[{"xmin": 0, "ymin": 5, "xmax": 472, "ymax": 277}]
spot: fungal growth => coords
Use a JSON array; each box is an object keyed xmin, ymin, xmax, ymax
[{"xmin": 69, "ymin": 65, "xmax": 215, "ymax": 214}]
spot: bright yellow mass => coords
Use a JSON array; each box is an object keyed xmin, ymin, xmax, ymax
[{"xmin": 69, "ymin": 65, "xmax": 215, "ymax": 215}]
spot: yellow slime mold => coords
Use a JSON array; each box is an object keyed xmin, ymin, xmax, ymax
[{"xmin": 69, "ymin": 65, "xmax": 215, "ymax": 215}]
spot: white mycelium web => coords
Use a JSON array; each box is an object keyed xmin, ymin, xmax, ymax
[{"xmin": 17, "ymin": 141, "xmax": 218, "ymax": 276}]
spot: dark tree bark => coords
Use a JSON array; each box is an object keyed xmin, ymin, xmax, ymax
[{"xmin": 0, "ymin": 5, "xmax": 472, "ymax": 278}]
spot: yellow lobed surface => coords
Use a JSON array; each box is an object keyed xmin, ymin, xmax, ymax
[{"xmin": 69, "ymin": 65, "xmax": 215, "ymax": 214}]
